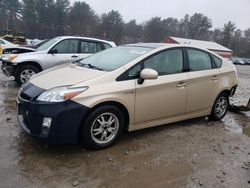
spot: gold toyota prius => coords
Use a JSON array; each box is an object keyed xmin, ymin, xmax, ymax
[{"xmin": 17, "ymin": 43, "xmax": 238, "ymax": 149}]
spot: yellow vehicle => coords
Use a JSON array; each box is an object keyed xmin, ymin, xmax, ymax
[
  {"xmin": 13, "ymin": 33, "xmax": 27, "ymax": 45},
  {"xmin": 0, "ymin": 30, "xmax": 26, "ymax": 45},
  {"xmin": 0, "ymin": 30, "xmax": 14, "ymax": 43},
  {"xmin": 0, "ymin": 45, "xmax": 3, "ymax": 55}
]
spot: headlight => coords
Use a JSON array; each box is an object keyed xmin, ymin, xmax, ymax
[{"xmin": 37, "ymin": 86, "xmax": 88, "ymax": 102}]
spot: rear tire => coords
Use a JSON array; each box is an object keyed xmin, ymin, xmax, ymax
[
  {"xmin": 15, "ymin": 64, "xmax": 40, "ymax": 85},
  {"xmin": 80, "ymin": 105, "xmax": 125, "ymax": 150},
  {"xmin": 209, "ymin": 92, "xmax": 229, "ymax": 121}
]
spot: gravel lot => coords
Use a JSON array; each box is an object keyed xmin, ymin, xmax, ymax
[{"xmin": 0, "ymin": 65, "xmax": 249, "ymax": 188}]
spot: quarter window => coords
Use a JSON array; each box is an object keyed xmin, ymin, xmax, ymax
[
  {"xmin": 188, "ymin": 49, "xmax": 212, "ymax": 71},
  {"xmin": 80, "ymin": 41, "xmax": 102, "ymax": 53},
  {"xmin": 212, "ymin": 54, "xmax": 222, "ymax": 68},
  {"xmin": 103, "ymin": 43, "xmax": 112, "ymax": 49},
  {"xmin": 52, "ymin": 39, "xmax": 79, "ymax": 53},
  {"xmin": 144, "ymin": 49, "xmax": 183, "ymax": 75}
]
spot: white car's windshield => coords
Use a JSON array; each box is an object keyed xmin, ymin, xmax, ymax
[
  {"xmin": 36, "ymin": 38, "xmax": 60, "ymax": 51},
  {"xmin": 0, "ymin": 39, "xmax": 15, "ymax": 46},
  {"xmin": 78, "ymin": 46, "xmax": 151, "ymax": 71}
]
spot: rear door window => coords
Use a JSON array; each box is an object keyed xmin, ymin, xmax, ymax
[
  {"xmin": 80, "ymin": 41, "xmax": 102, "ymax": 53},
  {"xmin": 144, "ymin": 49, "xmax": 184, "ymax": 76},
  {"xmin": 187, "ymin": 49, "xmax": 212, "ymax": 71}
]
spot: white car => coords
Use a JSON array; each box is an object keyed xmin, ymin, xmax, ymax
[
  {"xmin": 0, "ymin": 38, "xmax": 17, "ymax": 48},
  {"xmin": 0, "ymin": 46, "xmax": 36, "ymax": 62},
  {"xmin": 1, "ymin": 36, "xmax": 116, "ymax": 85}
]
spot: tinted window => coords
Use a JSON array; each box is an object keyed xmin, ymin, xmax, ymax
[
  {"xmin": 212, "ymin": 54, "xmax": 222, "ymax": 68},
  {"xmin": 80, "ymin": 41, "xmax": 102, "ymax": 53},
  {"xmin": 0, "ymin": 40, "xmax": 5, "ymax": 44},
  {"xmin": 144, "ymin": 49, "xmax": 183, "ymax": 76},
  {"xmin": 188, "ymin": 49, "xmax": 212, "ymax": 71},
  {"xmin": 52, "ymin": 39, "xmax": 78, "ymax": 53}
]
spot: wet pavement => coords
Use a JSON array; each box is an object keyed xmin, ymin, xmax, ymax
[{"xmin": 0, "ymin": 65, "xmax": 249, "ymax": 188}]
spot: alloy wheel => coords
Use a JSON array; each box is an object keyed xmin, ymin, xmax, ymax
[
  {"xmin": 215, "ymin": 96, "xmax": 228, "ymax": 118},
  {"xmin": 20, "ymin": 69, "xmax": 35, "ymax": 83},
  {"xmin": 90, "ymin": 112, "xmax": 119, "ymax": 144}
]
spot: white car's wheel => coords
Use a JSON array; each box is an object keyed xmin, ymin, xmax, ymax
[{"xmin": 16, "ymin": 64, "xmax": 40, "ymax": 85}]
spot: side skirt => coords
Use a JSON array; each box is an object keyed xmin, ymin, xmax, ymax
[{"xmin": 128, "ymin": 108, "xmax": 211, "ymax": 132}]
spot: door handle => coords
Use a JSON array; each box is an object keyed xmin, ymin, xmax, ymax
[
  {"xmin": 176, "ymin": 82, "xmax": 187, "ymax": 88},
  {"xmin": 71, "ymin": 55, "xmax": 78, "ymax": 58},
  {"xmin": 211, "ymin": 75, "xmax": 219, "ymax": 81}
]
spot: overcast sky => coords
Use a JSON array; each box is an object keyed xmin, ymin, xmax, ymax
[{"xmin": 70, "ymin": 0, "xmax": 250, "ymax": 30}]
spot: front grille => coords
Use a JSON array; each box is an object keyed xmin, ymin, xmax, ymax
[{"xmin": 23, "ymin": 116, "xmax": 31, "ymax": 130}]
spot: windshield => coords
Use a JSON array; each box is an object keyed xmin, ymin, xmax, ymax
[
  {"xmin": 0, "ymin": 39, "xmax": 14, "ymax": 46},
  {"xmin": 78, "ymin": 46, "xmax": 151, "ymax": 71},
  {"xmin": 36, "ymin": 38, "xmax": 60, "ymax": 51}
]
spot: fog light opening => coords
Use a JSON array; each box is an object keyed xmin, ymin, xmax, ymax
[{"xmin": 41, "ymin": 117, "xmax": 52, "ymax": 136}]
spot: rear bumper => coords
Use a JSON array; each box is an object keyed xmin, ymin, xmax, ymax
[
  {"xmin": 17, "ymin": 96, "xmax": 89, "ymax": 144},
  {"xmin": 230, "ymin": 85, "xmax": 238, "ymax": 97}
]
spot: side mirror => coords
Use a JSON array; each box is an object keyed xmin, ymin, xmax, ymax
[
  {"xmin": 138, "ymin": 68, "xmax": 158, "ymax": 84},
  {"xmin": 49, "ymin": 48, "xmax": 58, "ymax": 54},
  {"xmin": 140, "ymin": 68, "xmax": 158, "ymax": 80}
]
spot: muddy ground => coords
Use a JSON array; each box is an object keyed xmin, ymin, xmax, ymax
[{"xmin": 0, "ymin": 65, "xmax": 249, "ymax": 188}]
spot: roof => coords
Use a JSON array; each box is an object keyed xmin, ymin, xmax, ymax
[
  {"xmin": 55, "ymin": 36, "xmax": 115, "ymax": 45},
  {"xmin": 124, "ymin": 43, "xmax": 168, "ymax": 49},
  {"xmin": 167, "ymin": 37, "xmax": 232, "ymax": 52},
  {"xmin": 123, "ymin": 43, "xmax": 184, "ymax": 49}
]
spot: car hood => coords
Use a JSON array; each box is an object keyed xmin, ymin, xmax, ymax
[
  {"xmin": 17, "ymin": 50, "xmax": 44, "ymax": 57},
  {"xmin": 29, "ymin": 64, "xmax": 106, "ymax": 90},
  {"xmin": 13, "ymin": 50, "xmax": 45, "ymax": 62}
]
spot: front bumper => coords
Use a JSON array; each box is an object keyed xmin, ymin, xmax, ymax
[
  {"xmin": 1, "ymin": 60, "xmax": 16, "ymax": 77},
  {"xmin": 17, "ymin": 90, "xmax": 89, "ymax": 144}
]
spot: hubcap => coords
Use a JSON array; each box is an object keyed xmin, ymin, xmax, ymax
[
  {"xmin": 91, "ymin": 112, "xmax": 119, "ymax": 144},
  {"xmin": 20, "ymin": 69, "xmax": 35, "ymax": 83},
  {"xmin": 215, "ymin": 97, "xmax": 228, "ymax": 118}
]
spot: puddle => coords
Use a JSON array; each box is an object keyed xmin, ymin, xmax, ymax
[
  {"xmin": 221, "ymin": 112, "xmax": 250, "ymax": 138},
  {"xmin": 222, "ymin": 116, "xmax": 243, "ymax": 134},
  {"xmin": 243, "ymin": 126, "xmax": 250, "ymax": 137}
]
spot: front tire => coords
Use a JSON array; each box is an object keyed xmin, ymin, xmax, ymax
[
  {"xmin": 15, "ymin": 64, "xmax": 40, "ymax": 85},
  {"xmin": 80, "ymin": 105, "xmax": 125, "ymax": 150},
  {"xmin": 209, "ymin": 93, "xmax": 229, "ymax": 121}
]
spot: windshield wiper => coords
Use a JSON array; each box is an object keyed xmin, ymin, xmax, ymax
[
  {"xmin": 87, "ymin": 64, "xmax": 104, "ymax": 71},
  {"xmin": 72, "ymin": 58, "xmax": 84, "ymax": 64},
  {"xmin": 76, "ymin": 62, "xmax": 104, "ymax": 71}
]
